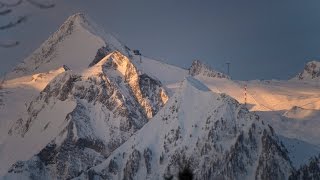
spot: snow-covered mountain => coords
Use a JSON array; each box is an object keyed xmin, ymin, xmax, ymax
[
  {"xmin": 1, "ymin": 13, "xmax": 320, "ymax": 180},
  {"xmin": 66, "ymin": 77, "xmax": 293, "ymax": 180},
  {"xmin": 3, "ymin": 77, "xmax": 295, "ymax": 179},
  {"xmin": 1, "ymin": 49, "xmax": 170, "ymax": 179},
  {"xmin": 0, "ymin": 13, "xmax": 173, "ymax": 178},
  {"xmin": 292, "ymin": 60, "xmax": 320, "ymax": 82}
]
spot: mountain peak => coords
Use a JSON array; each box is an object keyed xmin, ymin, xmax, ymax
[
  {"xmin": 293, "ymin": 60, "xmax": 320, "ymax": 81},
  {"xmin": 189, "ymin": 60, "xmax": 229, "ymax": 79},
  {"xmin": 7, "ymin": 13, "xmax": 127, "ymax": 80},
  {"xmin": 62, "ymin": 13, "xmax": 98, "ymax": 34},
  {"xmin": 66, "ymin": 12, "xmax": 86, "ymax": 22},
  {"xmin": 50, "ymin": 13, "xmax": 91, "ymax": 41}
]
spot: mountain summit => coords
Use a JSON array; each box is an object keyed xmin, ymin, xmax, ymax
[
  {"xmin": 7, "ymin": 13, "xmax": 128, "ymax": 80},
  {"xmin": 292, "ymin": 60, "xmax": 320, "ymax": 81}
]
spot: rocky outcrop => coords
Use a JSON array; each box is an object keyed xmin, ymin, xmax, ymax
[
  {"xmin": 189, "ymin": 60, "xmax": 229, "ymax": 79},
  {"xmin": 89, "ymin": 46, "xmax": 113, "ymax": 67},
  {"xmin": 293, "ymin": 60, "xmax": 320, "ymax": 81},
  {"xmin": 101, "ymin": 51, "xmax": 168, "ymax": 119}
]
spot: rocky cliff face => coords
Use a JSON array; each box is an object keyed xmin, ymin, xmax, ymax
[
  {"xmin": 100, "ymin": 51, "xmax": 168, "ymax": 119},
  {"xmin": 73, "ymin": 77, "xmax": 293, "ymax": 180},
  {"xmin": 4, "ymin": 50, "xmax": 168, "ymax": 180},
  {"xmin": 189, "ymin": 60, "xmax": 229, "ymax": 79},
  {"xmin": 294, "ymin": 60, "xmax": 320, "ymax": 81}
]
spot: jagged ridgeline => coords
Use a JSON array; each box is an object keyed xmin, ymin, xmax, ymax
[
  {"xmin": 1, "ymin": 13, "xmax": 318, "ymax": 180},
  {"xmin": 292, "ymin": 61, "xmax": 320, "ymax": 81}
]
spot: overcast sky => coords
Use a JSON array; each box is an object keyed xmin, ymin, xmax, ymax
[{"xmin": 1, "ymin": 0, "xmax": 320, "ymax": 80}]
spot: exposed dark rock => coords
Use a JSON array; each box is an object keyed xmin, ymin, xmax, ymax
[
  {"xmin": 108, "ymin": 158, "xmax": 119, "ymax": 175},
  {"xmin": 298, "ymin": 61, "xmax": 320, "ymax": 80},
  {"xmin": 255, "ymin": 130, "xmax": 292, "ymax": 180},
  {"xmin": 144, "ymin": 148, "xmax": 152, "ymax": 174},
  {"xmin": 89, "ymin": 46, "xmax": 112, "ymax": 67},
  {"xmin": 189, "ymin": 60, "xmax": 229, "ymax": 79},
  {"xmin": 123, "ymin": 149, "xmax": 141, "ymax": 180},
  {"xmin": 179, "ymin": 167, "xmax": 194, "ymax": 180}
]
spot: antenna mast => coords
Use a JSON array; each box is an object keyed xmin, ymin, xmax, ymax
[{"xmin": 244, "ymin": 84, "xmax": 247, "ymax": 106}]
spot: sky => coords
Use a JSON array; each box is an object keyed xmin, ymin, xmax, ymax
[{"xmin": 1, "ymin": 0, "xmax": 320, "ymax": 80}]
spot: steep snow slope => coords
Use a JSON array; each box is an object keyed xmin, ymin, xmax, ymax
[
  {"xmin": 278, "ymin": 136, "xmax": 320, "ymax": 169},
  {"xmin": 135, "ymin": 56, "xmax": 188, "ymax": 95},
  {"xmin": 6, "ymin": 13, "xmax": 128, "ymax": 80},
  {"xmin": 290, "ymin": 154, "xmax": 320, "ymax": 179},
  {"xmin": 71, "ymin": 77, "xmax": 293, "ymax": 180},
  {"xmin": 0, "ymin": 66, "xmax": 68, "ymax": 143}
]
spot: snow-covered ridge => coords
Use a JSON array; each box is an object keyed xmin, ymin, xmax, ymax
[
  {"xmin": 3, "ymin": 66, "xmax": 69, "ymax": 91},
  {"xmin": 292, "ymin": 60, "xmax": 320, "ymax": 81},
  {"xmin": 6, "ymin": 13, "xmax": 127, "ymax": 80},
  {"xmin": 189, "ymin": 60, "xmax": 229, "ymax": 79}
]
